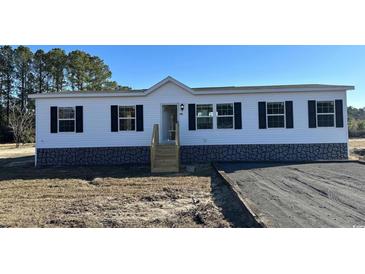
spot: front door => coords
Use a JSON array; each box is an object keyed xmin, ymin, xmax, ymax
[{"xmin": 161, "ymin": 105, "xmax": 178, "ymax": 143}]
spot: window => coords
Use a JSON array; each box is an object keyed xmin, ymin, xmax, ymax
[
  {"xmin": 217, "ymin": 103, "xmax": 234, "ymax": 129},
  {"xmin": 58, "ymin": 107, "xmax": 75, "ymax": 132},
  {"xmin": 119, "ymin": 106, "xmax": 136, "ymax": 131},
  {"xmin": 196, "ymin": 104, "xmax": 213, "ymax": 129},
  {"xmin": 267, "ymin": 102, "xmax": 285, "ymax": 128},
  {"xmin": 317, "ymin": 101, "xmax": 334, "ymax": 127}
]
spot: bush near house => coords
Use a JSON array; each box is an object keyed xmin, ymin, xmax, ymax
[{"xmin": 348, "ymin": 106, "xmax": 365, "ymax": 138}]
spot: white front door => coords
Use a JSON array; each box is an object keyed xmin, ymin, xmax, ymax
[{"xmin": 161, "ymin": 105, "xmax": 178, "ymax": 143}]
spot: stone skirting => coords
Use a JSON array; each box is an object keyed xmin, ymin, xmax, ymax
[
  {"xmin": 36, "ymin": 143, "xmax": 348, "ymax": 167},
  {"xmin": 180, "ymin": 143, "xmax": 348, "ymax": 164},
  {"xmin": 36, "ymin": 146, "xmax": 150, "ymax": 167}
]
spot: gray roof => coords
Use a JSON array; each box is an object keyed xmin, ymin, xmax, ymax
[
  {"xmin": 33, "ymin": 84, "xmax": 354, "ymax": 95},
  {"xmin": 192, "ymin": 84, "xmax": 355, "ymax": 91},
  {"xmin": 28, "ymin": 76, "xmax": 355, "ymax": 99}
]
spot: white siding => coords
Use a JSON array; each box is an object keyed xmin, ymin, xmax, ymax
[{"xmin": 35, "ymin": 82, "xmax": 348, "ymax": 149}]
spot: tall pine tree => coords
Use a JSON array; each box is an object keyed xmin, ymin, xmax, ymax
[
  {"xmin": 46, "ymin": 48, "xmax": 67, "ymax": 92},
  {"xmin": 33, "ymin": 49, "xmax": 47, "ymax": 94},
  {"xmin": 14, "ymin": 46, "xmax": 33, "ymax": 111},
  {"xmin": 0, "ymin": 46, "xmax": 15, "ymax": 125}
]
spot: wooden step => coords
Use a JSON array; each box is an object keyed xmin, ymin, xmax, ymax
[
  {"xmin": 155, "ymin": 147, "xmax": 176, "ymax": 152},
  {"xmin": 155, "ymin": 154, "xmax": 176, "ymax": 158},
  {"xmin": 151, "ymin": 166, "xmax": 179, "ymax": 173},
  {"xmin": 156, "ymin": 150, "xmax": 177, "ymax": 156},
  {"xmin": 154, "ymin": 159, "xmax": 177, "ymax": 165},
  {"xmin": 151, "ymin": 144, "xmax": 179, "ymax": 173}
]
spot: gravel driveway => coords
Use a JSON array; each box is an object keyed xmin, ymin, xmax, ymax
[{"xmin": 216, "ymin": 162, "xmax": 365, "ymax": 228}]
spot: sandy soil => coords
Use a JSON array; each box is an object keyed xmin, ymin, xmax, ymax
[
  {"xmin": 0, "ymin": 164, "xmax": 238, "ymax": 228},
  {"xmin": 0, "ymin": 144, "xmax": 256, "ymax": 228},
  {"xmin": 1, "ymin": 140, "xmax": 364, "ymax": 228},
  {"xmin": 218, "ymin": 162, "xmax": 365, "ymax": 228}
]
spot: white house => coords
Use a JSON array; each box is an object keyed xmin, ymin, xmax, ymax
[{"xmin": 29, "ymin": 76, "xmax": 354, "ymax": 171}]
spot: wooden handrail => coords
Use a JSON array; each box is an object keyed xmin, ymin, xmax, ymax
[
  {"xmin": 151, "ymin": 124, "xmax": 159, "ymax": 170},
  {"xmin": 151, "ymin": 123, "xmax": 180, "ymax": 172},
  {"xmin": 151, "ymin": 124, "xmax": 159, "ymax": 146},
  {"xmin": 175, "ymin": 122, "xmax": 180, "ymax": 169},
  {"xmin": 175, "ymin": 122, "xmax": 180, "ymax": 147}
]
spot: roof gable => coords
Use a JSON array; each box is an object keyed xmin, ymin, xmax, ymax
[{"xmin": 144, "ymin": 76, "xmax": 195, "ymax": 95}]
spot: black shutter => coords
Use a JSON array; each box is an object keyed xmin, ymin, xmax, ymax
[
  {"xmin": 285, "ymin": 101, "xmax": 293, "ymax": 128},
  {"xmin": 75, "ymin": 106, "xmax": 83, "ymax": 133},
  {"xmin": 50, "ymin": 106, "xmax": 58, "ymax": 133},
  {"xmin": 111, "ymin": 105, "xmax": 118, "ymax": 132},
  {"xmin": 188, "ymin": 104, "xmax": 196, "ymax": 130},
  {"xmin": 308, "ymin": 100, "xmax": 317, "ymax": 128},
  {"xmin": 234, "ymin": 102, "xmax": 242, "ymax": 129},
  {"xmin": 136, "ymin": 105, "xmax": 144, "ymax": 131},
  {"xmin": 335, "ymin": 99, "xmax": 344, "ymax": 128},
  {"xmin": 258, "ymin": 102, "xmax": 266, "ymax": 129}
]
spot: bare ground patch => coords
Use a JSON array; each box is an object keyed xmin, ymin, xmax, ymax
[
  {"xmin": 0, "ymin": 164, "xmax": 238, "ymax": 227},
  {"xmin": 0, "ymin": 144, "xmax": 256, "ymax": 228}
]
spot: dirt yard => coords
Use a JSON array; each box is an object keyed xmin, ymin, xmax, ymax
[
  {"xmin": 1, "ymin": 139, "xmax": 364, "ymax": 228},
  {"xmin": 0, "ymin": 144, "xmax": 252, "ymax": 228}
]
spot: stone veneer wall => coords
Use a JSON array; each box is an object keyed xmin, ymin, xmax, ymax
[
  {"xmin": 37, "ymin": 146, "xmax": 150, "ymax": 167},
  {"xmin": 180, "ymin": 143, "xmax": 348, "ymax": 164},
  {"xmin": 36, "ymin": 143, "xmax": 348, "ymax": 167}
]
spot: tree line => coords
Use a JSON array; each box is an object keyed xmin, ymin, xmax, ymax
[{"xmin": 0, "ymin": 45, "xmax": 129, "ymax": 143}]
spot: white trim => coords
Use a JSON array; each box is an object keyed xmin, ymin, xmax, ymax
[
  {"xmin": 216, "ymin": 103, "xmax": 235, "ymax": 129},
  {"xmin": 196, "ymin": 104, "xmax": 214, "ymax": 130},
  {"xmin": 144, "ymin": 76, "xmax": 195, "ymax": 96},
  {"xmin": 316, "ymin": 100, "xmax": 336, "ymax": 128},
  {"xmin": 58, "ymin": 107, "xmax": 76, "ymax": 133},
  {"xmin": 118, "ymin": 105, "xmax": 136, "ymax": 131},
  {"xmin": 266, "ymin": 102, "xmax": 286, "ymax": 128}
]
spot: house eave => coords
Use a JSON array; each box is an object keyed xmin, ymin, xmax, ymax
[{"xmin": 28, "ymin": 76, "xmax": 355, "ymax": 99}]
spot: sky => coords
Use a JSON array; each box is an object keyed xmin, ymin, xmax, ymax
[{"xmin": 28, "ymin": 46, "xmax": 365, "ymax": 107}]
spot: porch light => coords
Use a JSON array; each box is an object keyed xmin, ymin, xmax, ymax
[{"xmin": 180, "ymin": 104, "xmax": 184, "ymax": 111}]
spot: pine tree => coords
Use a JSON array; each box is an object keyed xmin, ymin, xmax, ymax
[
  {"xmin": 33, "ymin": 49, "xmax": 47, "ymax": 93},
  {"xmin": 14, "ymin": 46, "xmax": 33, "ymax": 111},
  {"xmin": 46, "ymin": 48, "xmax": 67, "ymax": 92},
  {"xmin": 0, "ymin": 46, "xmax": 15, "ymax": 125},
  {"xmin": 67, "ymin": 50, "xmax": 90, "ymax": 91}
]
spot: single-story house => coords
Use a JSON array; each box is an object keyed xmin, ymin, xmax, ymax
[{"xmin": 29, "ymin": 76, "xmax": 354, "ymax": 171}]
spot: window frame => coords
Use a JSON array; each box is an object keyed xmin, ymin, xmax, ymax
[
  {"xmin": 316, "ymin": 100, "xmax": 335, "ymax": 128},
  {"xmin": 266, "ymin": 102, "xmax": 286, "ymax": 129},
  {"xmin": 58, "ymin": 106, "xmax": 76, "ymax": 133},
  {"xmin": 118, "ymin": 105, "xmax": 136, "ymax": 131},
  {"xmin": 216, "ymin": 103, "xmax": 235, "ymax": 129},
  {"xmin": 196, "ymin": 104, "xmax": 214, "ymax": 130}
]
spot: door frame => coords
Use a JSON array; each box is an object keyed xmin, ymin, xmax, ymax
[{"xmin": 160, "ymin": 103, "xmax": 179, "ymax": 143}]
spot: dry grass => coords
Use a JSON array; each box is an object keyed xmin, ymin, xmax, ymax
[
  {"xmin": 0, "ymin": 143, "xmax": 34, "ymax": 159},
  {"xmin": 349, "ymin": 138, "xmax": 365, "ymax": 160},
  {"xmin": 0, "ymin": 145, "xmax": 231, "ymax": 228}
]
